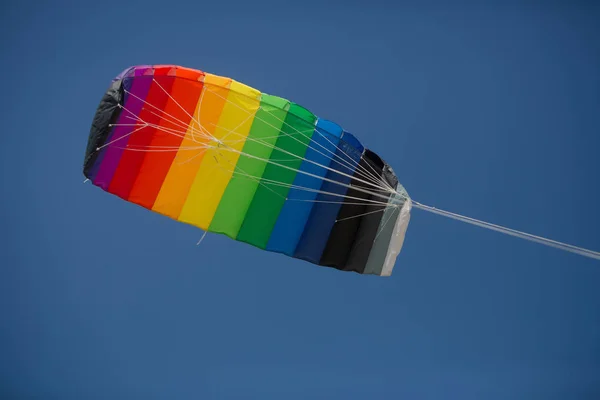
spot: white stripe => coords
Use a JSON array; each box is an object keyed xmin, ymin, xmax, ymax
[{"xmin": 381, "ymin": 198, "xmax": 412, "ymax": 276}]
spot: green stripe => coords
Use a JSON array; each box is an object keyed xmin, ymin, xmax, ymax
[
  {"xmin": 236, "ymin": 103, "xmax": 317, "ymax": 248},
  {"xmin": 209, "ymin": 94, "xmax": 290, "ymax": 238}
]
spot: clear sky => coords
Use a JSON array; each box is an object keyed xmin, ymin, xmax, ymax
[{"xmin": 1, "ymin": 1, "xmax": 599, "ymax": 398}]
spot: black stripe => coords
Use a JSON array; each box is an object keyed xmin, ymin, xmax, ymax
[
  {"xmin": 83, "ymin": 79, "xmax": 124, "ymax": 178},
  {"xmin": 344, "ymin": 151, "xmax": 394, "ymax": 272},
  {"xmin": 318, "ymin": 150, "xmax": 393, "ymax": 273}
]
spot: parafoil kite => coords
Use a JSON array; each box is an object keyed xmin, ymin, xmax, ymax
[{"xmin": 83, "ymin": 65, "xmax": 412, "ymax": 276}]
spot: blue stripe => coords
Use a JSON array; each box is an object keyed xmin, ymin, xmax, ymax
[
  {"xmin": 266, "ymin": 119, "xmax": 343, "ymax": 255},
  {"xmin": 293, "ymin": 131, "xmax": 364, "ymax": 264}
]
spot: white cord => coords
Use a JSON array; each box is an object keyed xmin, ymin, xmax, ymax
[{"xmin": 412, "ymin": 201, "xmax": 600, "ymax": 261}]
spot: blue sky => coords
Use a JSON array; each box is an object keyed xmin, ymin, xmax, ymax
[{"xmin": 1, "ymin": 1, "xmax": 599, "ymax": 398}]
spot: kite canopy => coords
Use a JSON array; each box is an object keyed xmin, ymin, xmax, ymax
[{"xmin": 83, "ymin": 65, "xmax": 412, "ymax": 276}]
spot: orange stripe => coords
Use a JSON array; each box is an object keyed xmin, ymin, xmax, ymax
[{"xmin": 152, "ymin": 73, "xmax": 231, "ymax": 220}]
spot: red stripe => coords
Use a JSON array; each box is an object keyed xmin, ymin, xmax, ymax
[
  {"xmin": 127, "ymin": 75, "xmax": 204, "ymax": 209},
  {"xmin": 108, "ymin": 75, "xmax": 176, "ymax": 200}
]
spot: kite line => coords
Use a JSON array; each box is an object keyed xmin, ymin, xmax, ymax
[{"xmin": 411, "ymin": 201, "xmax": 600, "ymax": 261}]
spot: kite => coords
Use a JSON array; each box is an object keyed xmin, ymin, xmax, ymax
[{"xmin": 83, "ymin": 65, "xmax": 599, "ymax": 276}]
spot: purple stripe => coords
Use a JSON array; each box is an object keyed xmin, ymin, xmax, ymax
[
  {"xmin": 114, "ymin": 66, "xmax": 135, "ymax": 82},
  {"xmin": 87, "ymin": 66, "xmax": 152, "ymax": 182},
  {"xmin": 92, "ymin": 72, "xmax": 153, "ymax": 190}
]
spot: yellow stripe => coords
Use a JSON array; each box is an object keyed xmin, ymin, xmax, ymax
[{"xmin": 178, "ymin": 77, "xmax": 261, "ymax": 230}]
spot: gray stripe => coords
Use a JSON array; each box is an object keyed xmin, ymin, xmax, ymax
[{"xmin": 363, "ymin": 184, "xmax": 408, "ymax": 275}]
